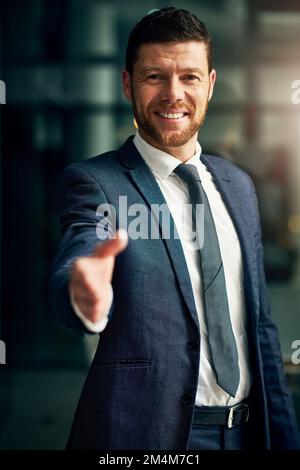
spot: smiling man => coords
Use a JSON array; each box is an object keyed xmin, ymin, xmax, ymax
[
  {"xmin": 49, "ymin": 7, "xmax": 299, "ymax": 450},
  {"xmin": 123, "ymin": 40, "xmax": 215, "ymax": 159}
]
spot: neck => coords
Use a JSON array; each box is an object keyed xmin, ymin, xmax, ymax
[{"xmin": 138, "ymin": 129, "xmax": 199, "ymax": 163}]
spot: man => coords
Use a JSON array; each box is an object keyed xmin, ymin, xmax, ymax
[{"xmin": 49, "ymin": 7, "xmax": 299, "ymax": 450}]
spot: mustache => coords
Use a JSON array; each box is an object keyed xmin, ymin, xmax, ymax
[{"xmin": 152, "ymin": 104, "xmax": 193, "ymax": 113}]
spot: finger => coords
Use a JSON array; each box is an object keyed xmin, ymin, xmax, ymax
[
  {"xmin": 72, "ymin": 283, "xmax": 110, "ymax": 304},
  {"xmin": 92, "ymin": 229, "xmax": 128, "ymax": 258}
]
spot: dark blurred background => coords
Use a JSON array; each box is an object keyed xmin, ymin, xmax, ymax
[{"xmin": 1, "ymin": 0, "xmax": 300, "ymax": 449}]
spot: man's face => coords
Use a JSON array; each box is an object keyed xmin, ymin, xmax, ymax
[{"xmin": 123, "ymin": 41, "xmax": 216, "ymax": 151}]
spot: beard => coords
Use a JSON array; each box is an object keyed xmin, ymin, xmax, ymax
[{"xmin": 131, "ymin": 86, "xmax": 209, "ymax": 148}]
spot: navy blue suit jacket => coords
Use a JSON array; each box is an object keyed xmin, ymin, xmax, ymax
[{"xmin": 49, "ymin": 136, "xmax": 299, "ymax": 450}]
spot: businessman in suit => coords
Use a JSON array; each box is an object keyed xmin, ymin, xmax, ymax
[{"xmin": 49, "ymin": 7, "xmax": 299, "ymax": 450}]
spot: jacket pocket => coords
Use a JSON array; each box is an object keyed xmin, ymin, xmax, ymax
[{"xmin": 92, "ymin": 358, "xmax": 151, "ymax": 368}]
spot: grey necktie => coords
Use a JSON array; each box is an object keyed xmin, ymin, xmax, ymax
[{"xmin": 174, "ymin": 163, "xmax": 240, "ymax": 397}]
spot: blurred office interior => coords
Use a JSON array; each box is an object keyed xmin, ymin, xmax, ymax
[{"xmin": 1, "ymin": 0, "xmax": 300, "ymax": 449}]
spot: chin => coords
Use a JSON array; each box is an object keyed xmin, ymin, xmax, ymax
[
  {"xmin": 157, "ymin": 130, "xmax": 195, "ymax": 147},
  {"xmin": 160, "ymin": 137, "xmax": 189, "ymax": 147}
]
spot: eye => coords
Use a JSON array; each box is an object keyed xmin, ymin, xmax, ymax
[
  {"xmin": 146, "ymin": 74, "xmax": 164, "ymax": 81},
  {"xmin": 184, "ymin": 75, "xmax": 200, "ymax": 82}
]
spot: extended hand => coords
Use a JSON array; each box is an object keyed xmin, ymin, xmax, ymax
[{"xmin": 69, "ymin": 229, "xmax": 128, "ymax": 324}]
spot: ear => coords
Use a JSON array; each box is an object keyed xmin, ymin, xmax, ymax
[
  {"xmin": 122, "ymin": 70, "xmax": 133, "ymax": 102},
  {"xmin": 208, "ymin": 68, "xmax": 216, "ymax": 102}
]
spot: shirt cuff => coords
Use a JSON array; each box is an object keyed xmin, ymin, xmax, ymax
[{"xmin": 69, "ymin": 284, "xmax": 113, "ymax": 333}]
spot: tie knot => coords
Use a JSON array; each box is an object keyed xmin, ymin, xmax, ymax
[{"xmin": 173, "ymin": 164, "xmax": 201, "ymax": 184}]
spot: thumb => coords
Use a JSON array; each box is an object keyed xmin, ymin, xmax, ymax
[{"xmin": 92, "ymin": 229, "xmax": 128, "ymax": 259}]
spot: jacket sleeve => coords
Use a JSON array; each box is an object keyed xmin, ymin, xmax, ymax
[
  {"xmin": 253, "ymin": 187, "xmax": 300, "ymax": 449},
  {"xmin": 49, "ymin": 163, "xmax": 114, "ymax": 335}
]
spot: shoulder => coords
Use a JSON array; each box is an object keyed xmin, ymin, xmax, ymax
[
  {"xmin": 57, "ymin": 148, "xmax": 122, "ymax": 193},
  {"xmin": 201, "ymin": 153, "xmax": 256, "ymax": 193},
  {"xmin": 58, "ymin": 134, "xmax": 136, "ymax": 186},
  {"xmin": 63, "ymin": 149, "xmax": 120, "ymax": 178}
]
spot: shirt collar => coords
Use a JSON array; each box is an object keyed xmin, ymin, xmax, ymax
[{"xmin": 133, "ymin": 131, "xmax": 202, "ymax": 179}]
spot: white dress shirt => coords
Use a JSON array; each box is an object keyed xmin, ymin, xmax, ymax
[{"xmin": 72, "ymin": 131, "xmax": 252, "ymax": 406}]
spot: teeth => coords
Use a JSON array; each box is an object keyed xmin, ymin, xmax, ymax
[{"xmin": 158, "ymin": 112, "xmax": 185, "ymax": 119}]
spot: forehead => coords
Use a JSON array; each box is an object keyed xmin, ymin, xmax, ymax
[{"xmin": 135, "ymin": 41, "xmax": 209, "ymax": 73}]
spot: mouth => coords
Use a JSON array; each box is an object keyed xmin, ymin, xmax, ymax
[{"xmin": 154, "ymin": 111, "xmax": 189, "ymax": 121}]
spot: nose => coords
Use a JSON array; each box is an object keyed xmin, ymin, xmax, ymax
[{"xmin": 159, "ymin": 76, "xmax": 185, "ymax": 104}]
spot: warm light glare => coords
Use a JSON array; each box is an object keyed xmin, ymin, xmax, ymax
[{"xmin": 288, "ymin": 215, "xmax": 300, "ymax": 234}]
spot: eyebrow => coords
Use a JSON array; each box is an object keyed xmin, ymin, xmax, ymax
[
  {"xmin": 184, "ymin": 68, "xmax": 205, "ymax": 77},
  {"xmin": 140, "ymin": 67, "xmax": 164, "ymax": 75},
  {"xmin": 140, "ymin": 66, "xmax": 205, "ymax": 77}
]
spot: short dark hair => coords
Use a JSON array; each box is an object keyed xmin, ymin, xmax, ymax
[{"xmin": 125, "ymin": 7, "xmax": 213, "ymax": 74}]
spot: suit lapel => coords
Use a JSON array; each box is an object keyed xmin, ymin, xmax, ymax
[{"xmin": 118, "ymin": 137, "xmax": 200, "ymax": 329}]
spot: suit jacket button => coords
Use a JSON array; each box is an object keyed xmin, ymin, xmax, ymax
[
  {"xmin": 188, "ymin": 340, "xmax": 199, "ymax": 351},
  {"xmin": 181, "ymin": 393, "xmax": 195, "ymax": 405}
]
